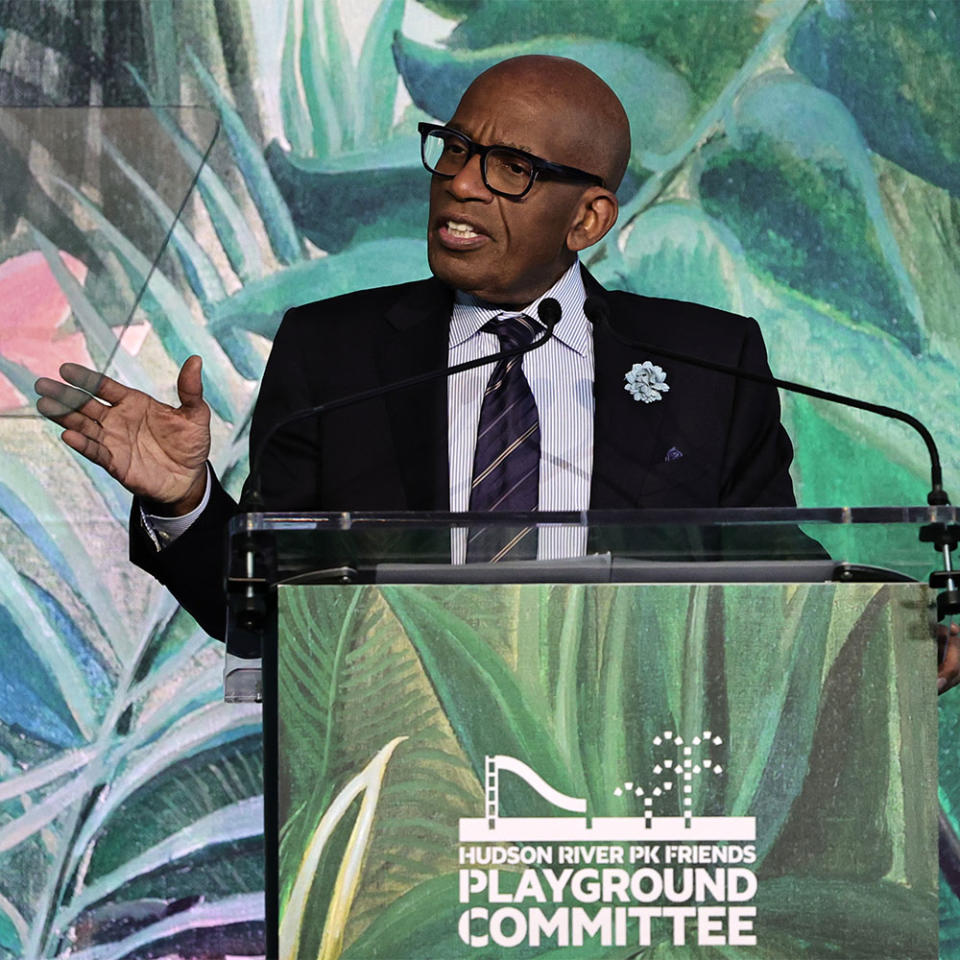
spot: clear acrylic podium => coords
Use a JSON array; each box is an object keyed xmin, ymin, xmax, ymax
[{"xmin": 226, "ymin": 506, "xmax": 948, "ymax": 959}]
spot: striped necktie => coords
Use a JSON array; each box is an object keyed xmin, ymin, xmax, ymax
[{"xmin": 467, "ymin": 314, "xmax": 541, "ymax": 561}]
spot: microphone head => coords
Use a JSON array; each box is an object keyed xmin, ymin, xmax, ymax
[
  {"xmin": 583, "ymin": 295, "xmax": 608, "ymax": 326},
  {"xmin": 537, "ymin": 297, "xmax": 561, "ymax": 329}
]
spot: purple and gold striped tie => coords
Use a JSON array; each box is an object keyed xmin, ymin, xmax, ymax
[{"xmin": 467, "ymin": 314, "xmax": 541, "ymax": 562}]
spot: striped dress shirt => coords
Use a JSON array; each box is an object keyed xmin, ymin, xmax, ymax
[{"xmin": 448, "ymin": 260, "xmax": 594, "ymax": 561}]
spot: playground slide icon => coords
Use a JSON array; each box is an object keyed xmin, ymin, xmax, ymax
[{"xmin": 459, "ymin": 730, "xmax": 755, "ymax": 843}]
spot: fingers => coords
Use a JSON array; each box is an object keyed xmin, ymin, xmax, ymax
[
  {"xmin": 59, "ymin": 363, "xmax": 129, "ymax": 405},
  {"xmin": 35, "ymin": 377, "xmax": 110, "ymax": 423},
  {"xmin": 176, "ymin": 355, "xmax": 204, "ymax": 411},
  {"xmin": 938, "ymin": 621, "xmax": 960, "ymax": 695},
  {"xmin": 40, "ymin": 405, "xmax": 103, "ymax": 439},
  {"xmin": 36, "ymin": 386, "xmax": 108, "ymax": 464},
  {"xmin": 60, "ymin": 428, "xmax": 112, "ymax": 471}
]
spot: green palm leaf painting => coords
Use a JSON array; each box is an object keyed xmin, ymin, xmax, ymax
[{"xmin": 276, "ymin": 581, "xmax": 936, "ymax": 959}]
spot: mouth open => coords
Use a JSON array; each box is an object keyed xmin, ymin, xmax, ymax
[{"xmin": 436, "ymin": 219, "xmax": 489, "ymax": 250}]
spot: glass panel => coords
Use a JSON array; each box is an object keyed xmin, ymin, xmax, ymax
[
  {"xmin": 0, "ymin": 106, "xmax": 218, "ymax": 417},
  {"xmin": 229, "ymin": 505, "xmax": 957, "ymax": 585},
  {"xmin": 224, "ymin": 505, "xmax": 957, "ymax": 700}
]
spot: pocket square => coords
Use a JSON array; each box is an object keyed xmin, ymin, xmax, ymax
[{"xmin": 664, "ymin": 446, "xmax": 684, "ymax": 462}]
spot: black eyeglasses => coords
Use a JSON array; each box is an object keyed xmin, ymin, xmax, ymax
[{"xmin": 418, "ymin": 122, "xmax": 605, "ymax": 199}]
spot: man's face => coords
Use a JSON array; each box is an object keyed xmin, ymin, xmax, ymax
[{"xmin": 426, "ymin": 76, "xmax": 594, "ymax": 306}]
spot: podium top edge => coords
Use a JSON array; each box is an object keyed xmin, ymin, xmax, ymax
[{"xmin": 228, "ymin": 504, "xmax": 958, "ymax": 534}]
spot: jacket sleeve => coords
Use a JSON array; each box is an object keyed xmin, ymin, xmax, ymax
[
  {"xmin": 127, "ymin": 303, "xmax": 323, "ymax": 644},
  {"xmin": 129, "ymin": 469, "xmax": 239, "ymax": 642}
]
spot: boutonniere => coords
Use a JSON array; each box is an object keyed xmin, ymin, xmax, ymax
[{"xmin": 624, "ymin": 361, "xmax": 670, "ymax": 404}]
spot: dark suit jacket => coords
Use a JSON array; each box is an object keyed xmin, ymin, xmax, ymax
[{"xmin": 131, "ymin": 271, "xmax": 800, "ymax": 640}]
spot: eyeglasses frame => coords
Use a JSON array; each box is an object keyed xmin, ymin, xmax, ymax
[{"xmin": 417, "ymin": 122, "xmax": 605, "ymax": 199}]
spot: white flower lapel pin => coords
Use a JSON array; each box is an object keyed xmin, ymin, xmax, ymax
[{"xmin": 624, "ymin": 361, "xmax": 670, "ymax": 404}]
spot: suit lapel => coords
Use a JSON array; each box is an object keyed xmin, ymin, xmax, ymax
[
  {"xmin": 585, "ymin": 273, "xmax": 671, "ymax": 508},
  {"xmin": 376, "ymin": 278, "xmax": 453, "ymax": 510}
]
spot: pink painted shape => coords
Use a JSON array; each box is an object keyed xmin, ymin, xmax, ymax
[{"xmin": 0, "ymin": 250, "xmax": 147, "ymax": 410}]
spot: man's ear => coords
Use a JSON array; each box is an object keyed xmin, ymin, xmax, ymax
[{"xmin": 566, "ymin": 188, "xmax": 619, "ymax": 252}]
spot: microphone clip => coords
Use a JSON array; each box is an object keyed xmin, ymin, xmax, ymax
[{"xmin": 921, "ymin": 521, "xmax": 960, "ymax": 621}]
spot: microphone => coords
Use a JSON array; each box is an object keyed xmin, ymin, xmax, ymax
[
  {"xmin": 229, "ymin": 297, "xmax": 561, "ymax": 637},
  {"xmin": 241, "ymin": 297, "xmax": 562, "ymax": 510},
  {"xmin": 536, "ymin": 296, "xmax": 561, "ymax": 330},
  {"xmin": 583, "ymin": 296, "xmax": 950, "ymax": 507}
]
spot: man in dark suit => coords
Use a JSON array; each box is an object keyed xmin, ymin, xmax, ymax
[{"xmin": 36, "ymin": 55, "xmax": 798, "ymax": 642}]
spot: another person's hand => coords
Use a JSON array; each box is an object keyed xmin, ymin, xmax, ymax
[
  {"xmin": 939, "ymin": 621, "xmax": 960, "ymax": 695},
  {"xmin": 35, "ymin": 357, "xmax": 211, "ymax": 515}
]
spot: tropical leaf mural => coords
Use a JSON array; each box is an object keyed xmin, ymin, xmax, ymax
[
  {"xmin": 0, "ymin": 0, "xmax": 956, "ymax": 956},
  {"xmin": 276, "ymin": 582, "xmax": 937, "ymax": 959}
]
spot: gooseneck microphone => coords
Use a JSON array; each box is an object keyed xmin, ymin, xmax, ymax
[
  {"xmin": 240, "ymin": 297, "xmax": 562, "ymax": 511},
  {"xmin": 583, "ymin": 296, "xmax": 950, "ymax": 507}
]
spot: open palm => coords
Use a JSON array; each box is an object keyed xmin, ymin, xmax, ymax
[{"xmin": 35, "ymin": 356, "xmax": 211, "ymax": 511}]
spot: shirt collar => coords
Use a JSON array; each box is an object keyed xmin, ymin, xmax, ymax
[{"xmin": 449, "ymin": 260, "xmax": 591, "ymax": 357}]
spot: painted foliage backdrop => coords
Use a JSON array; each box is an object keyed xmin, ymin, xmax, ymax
[{"xmin": 0, "ymin": 0, "xmax": 957, "ymax": 957}]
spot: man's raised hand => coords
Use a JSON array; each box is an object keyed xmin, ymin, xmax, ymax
[
  {"xmin": 939, "ymin": 621, "xmax": 960, "ymax": 695},
  {"xmin": 35, "ymin": 356, "xmax": 211, "ymax": 515}
]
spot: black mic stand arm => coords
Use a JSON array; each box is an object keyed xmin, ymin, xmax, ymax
[
  {"xmin": 228, "ymin": 298, "xmax": 563, "ymax": 643},
  {"xmin": 583, "ymin": 297, "xmax": 958, "ymax": 620}
]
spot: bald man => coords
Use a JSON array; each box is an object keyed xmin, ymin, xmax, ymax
[{"xmin": 36, "ymin": 56, "xmax": 802, "ymax": 642}]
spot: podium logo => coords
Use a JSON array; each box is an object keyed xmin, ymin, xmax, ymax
[
  {"xmin": 456, "ymin": 730, "xmax": 758, "ymax": 950},
  {"xmin": 460, "ymin": 729, "xmax": 754, "ymax": 843}
]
